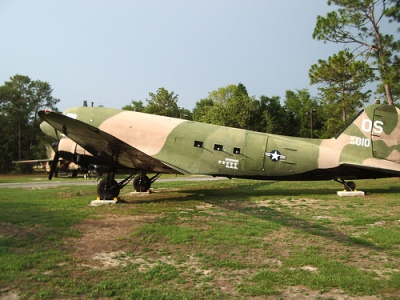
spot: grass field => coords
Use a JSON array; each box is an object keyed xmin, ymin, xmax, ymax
[{"xmin": 0, "ymin": 175, "xmax": 399, "ymax": 299}]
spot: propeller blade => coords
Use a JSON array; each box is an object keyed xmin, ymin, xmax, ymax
[{"xmin": 49, "ymin": 151, "xmax": 60, "ymax": 180}]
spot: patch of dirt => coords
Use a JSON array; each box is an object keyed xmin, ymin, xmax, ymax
[
  {"xmin": 91, "ymin": 250, "xmax": 133, "ymax": 269},
  {"xmin": 63, "ymin": 214, "xmax": 157, "ymax": 267},
  {"xmin": 259, "ymin": 198, "xmax": 320, "ymax": 207},
  {"xmin": 0, "ymin": 223, "xmax": 18, "ymax": 238},
  {"xmin": 279, "ymin": 286, "xmax": 380, "ymax": 300},
  {"xmin": 0, "ymin": 223, "xmax": 44, "ymax": 239},
  {"xmin": 0, "ymin": 288, "xmax": 20, "ymax": 300}
]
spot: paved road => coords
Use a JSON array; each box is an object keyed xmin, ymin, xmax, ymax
[{"xmin": 0, "ymin": 176, "xmax": 227, "ymax": 189}]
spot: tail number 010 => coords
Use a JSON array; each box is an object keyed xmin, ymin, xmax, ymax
[{"xmin": 350, "ymin": 136, "xmax": 371, "ymax": 147}]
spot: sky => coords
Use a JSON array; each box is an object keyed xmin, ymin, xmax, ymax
[{"xmin": 0, "ymin": 1, "xmax": 348, "ymax": 112}]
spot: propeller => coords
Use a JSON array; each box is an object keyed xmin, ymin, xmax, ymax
[{"xmin": 48, "ymin": 151, "xmax": 60, "ymax": 180}]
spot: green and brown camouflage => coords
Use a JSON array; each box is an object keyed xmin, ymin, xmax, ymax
[{"xmin": 39, "ymin": 102, "xmax": 400, "ymax": 198}]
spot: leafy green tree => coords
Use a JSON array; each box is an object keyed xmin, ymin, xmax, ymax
[
  {"xmin": 192, "ymin": 83, "xmax": 257, "ymax": 130},
  {"xmin": 27, "ymin": 79, "xmax": 60, "ymax": 147},
  {"xmin": 195, "ymin": 84, "xmax": 238, "ymax": 126},
  {"xmin": 386, "ymin": 0, "xmax": 400, "ymax": 20},
  {"xmin": 313, "ymin": 0, "xmax": 400, "ymax": 104},
  {"xmin": 255, "ymin": 95, "xmax": 290, "ymax": 135},
  {"xmin": 0, "ymin": 75, "xmax": 59, "ymax": 173},
  {"xmin": 192, "ymin": 98, "xmax": 214, "ymax": 122},
  {"xmin": 122, "ymin": 100, "xmax": 145, "ymax": 112},
  {"xmin": 224, "ymin": 83, "xmax": 257, "ymax": 129},
  {"xmin": 309, "ymin": 50, "xmax": 374, "ymax": 137},
  {"xmin": 144, "ymin": 87, "xmax": 181, "ymax": 117},
  {"xmin": 178, "ymin": 107, "xmax": 192, "ymax": 120},
  {"xmin": 245, "ymin": 95, "xmax": 268, "ymax": 133},
  {"xmin": 285, "ymin": 89, "xmax": 322, "ymax": 138}
]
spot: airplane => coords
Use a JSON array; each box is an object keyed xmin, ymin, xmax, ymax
[
  {"xmin": 38, "ymin": 101, "xmax": 400, "ymax": 200},
  {"xmin": 13, "ymin": 144, "xmax": 81, "ymax": 177}
]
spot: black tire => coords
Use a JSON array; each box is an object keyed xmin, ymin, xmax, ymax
[
  {"xmin": 345, "ymin": 181, "xmax": 356, "ymax": 191},
  {"xmin": 133, "ymin": 175, "xmax": 151, "ymax": 192},
  {"xmin": 97, "ymin": 178, "xmax": 120, "ymax": 200}
]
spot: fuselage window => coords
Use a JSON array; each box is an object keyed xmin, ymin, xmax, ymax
[
  {"xmin": 194, "ymin": 140, "xmax": 203, "ymax": 148},
  {"xmin": 214, "ymin": 144, "xmax": 223, "ymax": 151},
  {"xmin": 233, "ymin": 147, "xmax": 241, "ymax": 154}
]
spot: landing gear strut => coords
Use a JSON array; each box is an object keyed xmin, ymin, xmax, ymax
[
  {"xmin": 96, "ymin": 170, "xmax": 162, "ymax": 199},
  {"xmin": 334, "ymin": 178, "xmax": 356, "ymax": 191}
]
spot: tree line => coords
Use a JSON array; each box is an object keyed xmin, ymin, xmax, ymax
[
  {"xmin": 0, "ymin": 0, "xmax": 398, "ymax": 173},
  {"xmin": 0, "ymin": 75, "xmax": 59, "ymax": 173},
  {"xmin": 123, "ymin": 84, "xmax": 338, "ymax": 138}
]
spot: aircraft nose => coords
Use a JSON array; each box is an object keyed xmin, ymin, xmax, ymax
[{"xmin": 40, "ymin": 121, "xmax": 60, "ymax": 140}]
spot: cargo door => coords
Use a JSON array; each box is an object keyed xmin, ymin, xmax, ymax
[{"xmin": 244, "ymin": 132, "xmax": 268, "ymax": 172}]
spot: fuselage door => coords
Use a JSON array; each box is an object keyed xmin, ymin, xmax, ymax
[{"xmin": 244, "ymin": 132, "xmax": 268, "ymax": 172}]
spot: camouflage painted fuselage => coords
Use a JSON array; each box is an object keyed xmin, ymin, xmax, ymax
[{"xmin": 40, "ymin": 103, "xmax": 400, "ymax": 181}]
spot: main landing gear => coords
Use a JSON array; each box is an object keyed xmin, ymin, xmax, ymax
[
  {"xmin": 334, "ymin": 178, "xmax": 356, "ymax": 191},
  {"xmin": 97, "ymin": 171, "xmax": 161, "ymax": 200}
]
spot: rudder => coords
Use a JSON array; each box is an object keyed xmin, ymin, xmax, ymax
[{"xmin": 370, "ymin": 104, "xmax": 400, "ymax": 162}]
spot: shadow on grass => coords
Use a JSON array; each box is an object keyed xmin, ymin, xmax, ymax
[
  {"xmin": 129, "ymin": 180, "xmax": 382, "ymax": 250},
  {"xmin": 369, "ymin": 185, "xmax": 400, "ymax": 194}
]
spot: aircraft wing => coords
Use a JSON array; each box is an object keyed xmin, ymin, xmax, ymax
[
  {"xmin": 38, "ymin": 111, "xmax": 184, "ymax": 174},
  {"xmin": 12, "ymin": 159, "xmax": 52, "ymax": 164}
]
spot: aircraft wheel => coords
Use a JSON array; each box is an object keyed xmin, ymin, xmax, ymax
[
  {"xmin": 97, "ymin": 178, "xmax": 120, "ymax": 200},
  {"xmin": 133, "ymin": 175, "xmax": 151, "ymax": 192},
  {"xmin": 345, "ymin": 181, "xmax": 356, "ymax": 191}
]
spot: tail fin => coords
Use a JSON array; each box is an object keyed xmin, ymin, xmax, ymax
[{"xmin": 338, "ymin": 103, "xmax": 400, "ymax": 163}]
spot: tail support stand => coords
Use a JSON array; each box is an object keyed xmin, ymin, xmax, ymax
[
  {"xmin": 334, "ymin": 178, "xmax": 356, "ymax": 191},
  {"xmin": 334, "ymin": 178, "xmax": 365, "ymax": 197}
]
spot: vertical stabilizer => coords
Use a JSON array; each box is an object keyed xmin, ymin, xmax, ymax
[{"xmin": 337, "ymin": 103, "xmax": 400, "ymax": 164}]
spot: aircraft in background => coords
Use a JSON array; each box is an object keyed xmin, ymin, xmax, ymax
[
  {"xmin": 13, "ymin": 144, "xmax": 81, "ymax": 177},
  {"xmin": 38, "ymin": 101, "xmax": 400, "ymax": 199}
]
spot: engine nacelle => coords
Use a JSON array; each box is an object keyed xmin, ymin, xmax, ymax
[{"xmin": 58, "ymin": 137, "xmax": 96, "ymax": 168}]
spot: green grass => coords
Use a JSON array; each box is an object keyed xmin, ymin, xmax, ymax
[{"xmin": 0, "ymin": 176, "xmax": 400, "ymax": 299}]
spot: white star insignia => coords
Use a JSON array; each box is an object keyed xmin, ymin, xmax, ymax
[
  {"xmin": 271, "ymin": 151, "xmax": 280, "ymax": 161},
  {"xmin": 265, "ymin": 150, "xmax": 286, "ymax": 162}
]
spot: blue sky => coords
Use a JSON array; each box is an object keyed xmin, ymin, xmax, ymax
[{"xmin": 0, "ymin": 1, "xmax": 346, "ymax": 111}]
